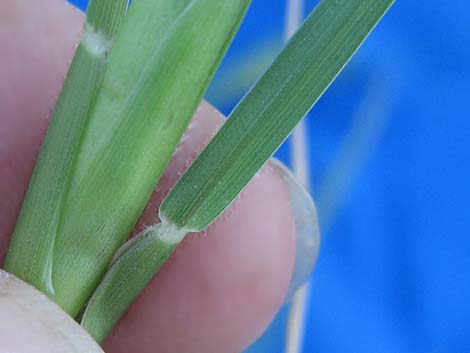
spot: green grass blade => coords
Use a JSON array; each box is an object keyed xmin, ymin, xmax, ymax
[
  {"xmin": 4, "ymin": 0, "xmax": 128, "ymax": 296},
  {"xmin": 81, "ymin": 0, "xmax": 393, "ymax": 340},
  {"xmin": 49, "ymin": 0, "xmax": 251, "ymax": 316},
  {"xmin": 87, "ymin": 0, "xmax": 129, "ymax": 36},
  {"xmin": 161, "ymin": 0, "xmax": 395, "ymax": 231}
]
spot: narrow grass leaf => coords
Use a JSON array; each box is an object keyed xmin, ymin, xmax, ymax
[
  {"xmin": 4, "ymin": 0, "xmax": 128, "ymax": 296},
  {"xmin": 161, "ymin": 0, "xmax": 395, "ymax": 231}
]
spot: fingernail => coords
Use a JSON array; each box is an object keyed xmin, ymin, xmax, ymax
[{"xmin": 271, "ymin": 159, "xmax": 320, "ymax": 299}]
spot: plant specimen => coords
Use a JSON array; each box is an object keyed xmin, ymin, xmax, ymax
[{"xmin": 2, "ymin": 0, "xmax": 394, "ymax": 347}]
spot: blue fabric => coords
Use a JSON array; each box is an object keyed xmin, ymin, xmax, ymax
[{"xmin": 68, "ymin": 1, "xmax": 470, "ymax": 352}]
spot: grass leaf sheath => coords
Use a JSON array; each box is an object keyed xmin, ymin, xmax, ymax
[{"xmin": 4, "ymin": 0, "xmax": 128, "ymax": 298}]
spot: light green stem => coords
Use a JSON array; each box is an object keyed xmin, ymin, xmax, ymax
[
  {"xmin": 81, "ymin": 222, "xmax": 185, "ymax": 343},
  {"xmin": 4, "ymin": 0, "xmax": 128, "ymax": 298}
]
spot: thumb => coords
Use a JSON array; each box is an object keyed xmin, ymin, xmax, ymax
[{"xmin": 0, "ymin": 270, "xmax": 102, "ymax": 353}]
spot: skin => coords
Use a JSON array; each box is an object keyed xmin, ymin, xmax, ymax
[{"xmin": 0, "ymin": 1, "xmax": 296, "ymax": 352}]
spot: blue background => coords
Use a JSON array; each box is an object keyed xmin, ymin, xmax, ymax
[{"xmin": 70, "ymin": 1, "xmax": 470, "ymax": 352}]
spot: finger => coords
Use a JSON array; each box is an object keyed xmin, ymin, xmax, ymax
[
  {"xmin": 0, "ymin": 270, "xmax": 103, "ymax": 353},
  {"xmin": 0, "ymin": 2, "xmax": 296, "ymax": 353}
]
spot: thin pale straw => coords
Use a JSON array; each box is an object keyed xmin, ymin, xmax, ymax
[{"xmin": 284, "ymin": 0, "xmax": 311, "ymax": 353}]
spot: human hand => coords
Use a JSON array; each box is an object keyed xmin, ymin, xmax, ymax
[{"xmin": 0, "ymin": 1, "xmax": 300, "ymax": 352}]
